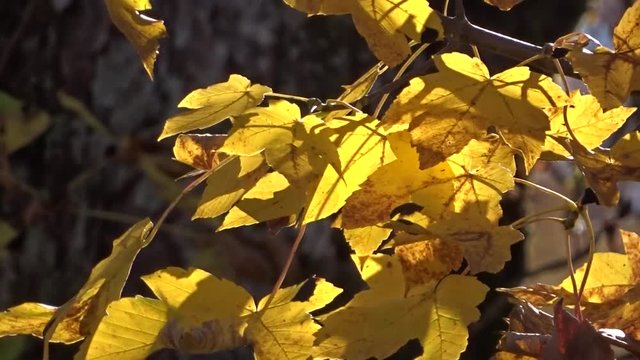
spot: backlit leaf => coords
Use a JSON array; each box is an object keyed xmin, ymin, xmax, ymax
[
  {"xmin": 219, "ymin": 100, "xmax": 300, "ymax": 156},
  {"xmin": 343, "ymin": 225, "xmax": 392, "ymax": 256},
  {"xmin": 104, "ymin": 0, "xmax": 167, "ymax": 79},
  {"xmin": 315, "ymin": 255, "xmax": 487, "ymax": 360},
  {"xmin": 173, "ymin": 134, "xmax": 227, "ymax": 170},
  {"xmin": 568, "ymin": 1, "xmax": 640, "ymax": 109},
  {"xmin": 384, "ymin": 52, "xmax": 568, "ymax": 171},
  {"xmin": 396, "ymin": 240, "xmax": 463, "ymax": 292},
  {"xmin": 82, "ymin": 297, "xmax": 168, "ymax": 359},
  {"xmin": 159, "ymin": 75, "xmax": 271, "ymax": 140},
  {"xmin": 193, "ymin": 155, "xmax": 268, "ymax": 220},
  {"xmin": 247, "ymin": 279, "xmax": 342, "ymax": 359},
  {"xmin": 43, "ymin": 220, "xmax": 153, "ymax": 356},
  {"xmin": 220, "ymin": 172, "xmax": 304, "ymax": 230},
  {"xmin": 343, "ymin": 133, "xmax": 515, "ymax": 229},
  {"xmin": 568, "ymin": 132, "xmax": 640, "ymax": 205},
  {"xmin": 543, "ymin": 92, "xmax": 636, "ymax": 157},
  {"xmin": 282, "ymin": 0, "xmax": 441, "ymax": 67},
  {"xmin": 0, "ymin": 302, "xmax": 86, "ymax": 344}
]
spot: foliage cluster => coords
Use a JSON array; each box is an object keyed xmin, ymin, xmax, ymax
[{"xmin": 1, "ymin": 0, "xmax": 640, "ymax": 359}]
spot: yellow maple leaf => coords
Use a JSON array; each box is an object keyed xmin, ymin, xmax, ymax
[
  {"xmin": 81, "ymin": 267, "xmax": 254, "ymax": 358},
  {"xmin": 396, "ymin": 240, "xmax": 464, "ymax": 293},
  {"xmin": 172, "ymin": 134, "xmax": 227, "ymax": 170},
  {"xmin": 566, "ymin": 132, "xmax": 640, "ymax": 206},
  {"xmin": 343, "ymin": 225, "xmax": 392, "ymax": 256},
  {"xmin": 568, "ymin": 1, "xmax": 640, "ymax": 109},
  {"xmin": 384, "ymin": 52, "xmax": 568, "ymax": 171},
  {"xmin": 220, "ymin": 172, "xmax": 304, "ymax": 230},
  {"xmin": 159, "ymin": 74, "xmax": 272, "ymax": 140},
  {"xmin": 104, "ymin": 0, "xmax": 167, "ymax": 80},
  {"xmin": 543, "ymin": 92, "xmax": 636, "ymax": 158},
  {"xmin": 82, "ymin": 297, "xmax": 169, "ymax": 359},
  {"xmin": 36, "ymin": 220, "xmax": 153, "ymax": 357},
  {"xmin": 583, "ymin": 286, "xmax": 640, "ymax": 341},
  {"xmin": 282, "ymin": 0, "xmax": 440, "ymax": 67},
  {"xmin": 246, "ymin": 279, "xmax": 342, "ymax": 359},
  {"xmin": 193, "ymin": 155, "xmax": 268, "ymax": 220},
  {"xmin": 315, "ymin": 255, "xmax": 487, "ymax": 360},
  {"xmin": 304, "ymin": 114, "xmax": 395, "ymax": 223},
  {"xmin": 342, "ymin": 132, "xmax": 515, "ymax": 229},
  {"xmin": 218, "ymin": 100, "xmax": 301, "ymax": 156}
]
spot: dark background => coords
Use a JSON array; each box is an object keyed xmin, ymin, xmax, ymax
[{"xmin": 0, "ymin": 0, "xmax": 598, "ymax": 358}]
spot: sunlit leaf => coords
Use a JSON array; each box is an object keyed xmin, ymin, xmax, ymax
[
  {"xmin": 315, "ymin": 255, "xmax": 487, "ymax": 360},
  {"xmin": 82, "ymin": 297, "xmax": 168, "ymax": 359},
  {"xmin": 160, "ymin": 75, "xmax": 271, "ymax": 140},
  {"xmin": 42, "ymin": 220, "xmax": 153, "ymax": 356},
  {"xmin": 173, "ymin": 134, "xmax": 227, "ymax": 170},
  {"xmin": 543, "ymin": 92, "xmax": 636, "ymax": 158},
  {"xmin": 384, "ymin": 52, "xmax": 568, "ymax": 170},
  {"xmin": 219, "ymin": 100, "xmax": 300, "ymax": 156},
  {"xmin": 193, "ymin": 155, "xmax": 268, "ymax": 220},
  {"xmin": 0, "ymin": 302, "xmax": 84, "ymax": 344},
  {"xmin": 395, "ymin": 240, "xmax": 463, "ymax": 292},
  {"xmin": 343, "ymin": 225, "xmax": 392, "ymax": 256},
  {"xmin": 282, "ymin": 0, "xmax": 441, "ymax": 67},
  {"xmin": 247, "ymin": 279, "xmax": 342, "ymax": 359},
  {"xmin": 104, "ymin": 0, "xmax": 167, "ymax": 79},
  {"xmin": 568, "ymin": 1, "xmax": 640, "ymax": 109},
  {"xmin": 343, "ymin": 133, "xmax": 515, "ymax": 229},
  {"xmin": 567, "ymin": 132, "xmax": 640, "ymax": 205},
  {"xmin": 220, "ymin": 172, "xmax": 304, "ymax": 230},
  {"xmin": 304, "ymin": 114, "xmax": 395, "ymax": 223}
]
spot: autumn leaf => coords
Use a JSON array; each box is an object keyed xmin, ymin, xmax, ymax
[
  {"xmin": 383, "ymin": 52, "xmax": 568, "ymax": 171},
  {"xmin": 193, "ymin": 155, "xmax": 268, "ymax": 220},
  {"xmin": 246, "ymin": 279, "xmax": 342, "ymax": 359},
  {"xmin": 172, "ymin": 134, "xmax": 227, "ymax": 170},
  {"xmin": 83, "ymin": 267, "xmax": 341, "ymax": 359},
  {"xmin": 104, "ymin": 0, "xmax": 167, "ymax": 79},
  {"xmin": 325, "ymin": 62, "xmax": 383, "ymax": 121},
  {"xmin": 483, "ymin": 0, "xmax": 524, "ymax": 11},
  {"xmin": 315, "ymin": 255, "xmax": 487, "ymax": 360},
  {"xmin": 0, "ymin": 302, "xmax": 89, "ymax": 344},
  {"xmin": 396, "ymin": 240, "xmax": 464, "ymax": 292},
  {"xmin": 543, "ymin": 92, "xmax": 636, "ymax": 158},
  {"xmin": 343, "ymin": 225, "xmax": 392, "ymax": 256},
  {"xmin": 82, "ymin": 297, "xmax": 169, "ymax": 359},
  {"xmin": 282, "ymin": 0, "xmax": 441, "ymax": 67},
  {"xmin": 159, "ymin": 74, "xmax": 272, "ymax": 140},
  {"xmin": 81, "ymin": 267, "xmax": 253, "ymax": 358},
  {"xmin": 218, "ymin": 100, "xmax": 300, "ymax": 156},
  {"xmin": 568, "ymin": 1, "xmax": 640, "ymax": 109},
  {"xmin": 566, "ymin": 132, "xmax": 640, "ymax": 206},
  {"xmin": 41, "ymin": 219, "xmax": 153, "ymax": 357},
  {"xmin": 342, "ymin": 132, "xmax": 515, "ymax": 229},
  {"xmin": 219, "ymin": 172, "xmax": 304, "ymax": 230}
]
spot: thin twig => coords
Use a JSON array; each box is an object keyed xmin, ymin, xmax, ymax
[
  {"xmin": 576, "ymin": 207, "xmax": 596, "ymax": 313},
  {"xmin": 514, "ymin": 178, "xmax": 578, "ymax": 211},
  {"xmin": 564, "ymin": 232, "xmax": 582, "ymax": 319}
]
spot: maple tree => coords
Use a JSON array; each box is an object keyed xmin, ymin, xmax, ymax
[{"xmin": 1, "ymin": 0, "xmax": 640, "ymax": 359}]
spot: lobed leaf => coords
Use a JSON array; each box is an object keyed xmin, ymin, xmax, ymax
[{"xmin": 159, "ymin": 74, "xmax": 271, "ymax": 140}]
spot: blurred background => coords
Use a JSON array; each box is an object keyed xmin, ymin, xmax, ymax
[{"xmin": 1, "ymin": 0, "xmax": 638, "ymax": 358}]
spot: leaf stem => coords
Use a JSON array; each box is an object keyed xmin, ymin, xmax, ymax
[
  {"xmin": 576, "ymin": 207, "xmax": 596, "ymax": 313},
  {"xmin": 510, "ymin": 205, "xmax": 568, "ymax": 228},
  {"xmin": 514, "ymin": 178, "xmax": 578, "ymax": 211},
  {"xmin": 265, "ymin": 92, "xmax": 310, "ymax": 103},
  {"xmin": 564, "ymin": 231, "xmax": 582, "ymax": 319},
  {"xmin": 260, "ymin": 212, "xmax": 308, "ymax": 313},
  {"xmin": 513, "ymin": 216, "xmax": 565, "ymax": 229}
]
